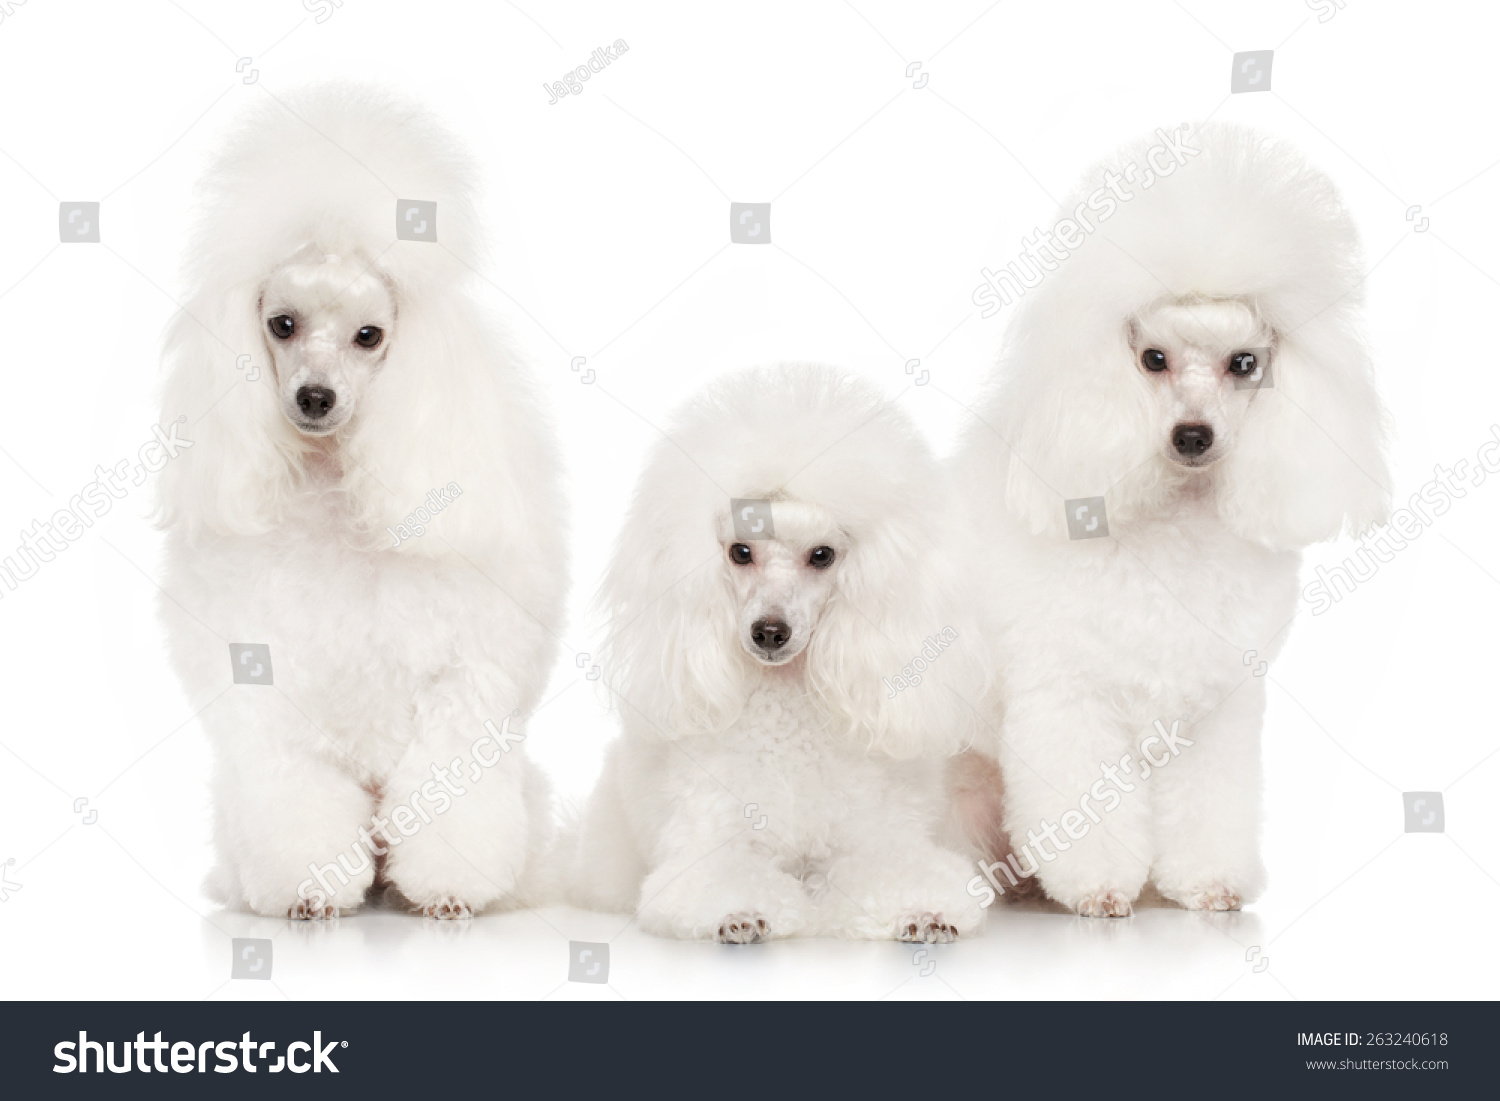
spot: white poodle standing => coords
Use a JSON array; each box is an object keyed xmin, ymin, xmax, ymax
[
  {"xmin": 955, "ymin": 125, "xmax": 1389, "ymax": 916},
  {"xmin": 156, "ymin": 86, "xmax": 567, "ymax": 919},
  {"xmin": 572, "ymin": 366, "xmax": 987, "ymax": 942}
]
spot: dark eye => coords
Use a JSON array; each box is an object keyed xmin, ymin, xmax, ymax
[
  {"xmin": 355, "ymin": 326, "xmax": 384, "ymax": 349},
  {"xmin": 808, "ymin": 546, "xmax": 836, "ymax": 569},
  {"xmin": 1141, "ymin": 349, "xmax": 1167, "ymax": 372},
  {"xmin": 1228, "ymin": 351, "xmax": 1258, "ymax": 377},
  {"xmin": 729, "ymin": 543, "xmax": 752, "ymax": 565},
  {"xmin": 268, "ymin": 315, "xmax": 295, "ymax": 340}
]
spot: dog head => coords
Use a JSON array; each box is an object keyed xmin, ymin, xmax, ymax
[
  {"xmin": 155, "ymin": 85, "xmax": 564, "ymax": 565},
  {"xmin": 718, "ymin": 501, "xmax": 845, "ymax": 667},
  {"xmin": 1127, "ymin": 295, "xmax": 1274, "ymax": 471},
  {"xmin": 969, "ymin": 123, "xmax": 1390, "ymax": 550},
  {"xmin": 259, "ymin": 250, "xmax": 396, "ymax": 437},
  {"xmin": 599, "ymin": 364, "xmax": 987, "ymax": 757}
]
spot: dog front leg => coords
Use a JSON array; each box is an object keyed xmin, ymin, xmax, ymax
[
  {"xmin": 208, "ymin": 693, "xmax": 376, "ymax": 919},
  {"xmin": 1149, "ymin": 678, "xmax": 1267, "ymax": 910},
  {"xmin": 378, "ymin": 681, "xmax": 537, "ymax": 919},
  {"xmin": 998, "ymin": 687, "xmax": 1153, "ymax": 916}
]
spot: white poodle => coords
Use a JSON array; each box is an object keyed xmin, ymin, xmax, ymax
[
  {"xmin": 954, "ymin": 125, "xmax": 1389, "ymax": 916},
  {"xmin": 571, "ymin": 365, "xmax": 987, "ymax": 942},
  {"xmin": 156, "ymin": 86, "xmax": 568, "ymax": 920}
]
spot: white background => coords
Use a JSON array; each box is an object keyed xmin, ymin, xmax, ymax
[{"xmin": 0, "ymin": 0, "xmax": 1496, "ymax": 1001}]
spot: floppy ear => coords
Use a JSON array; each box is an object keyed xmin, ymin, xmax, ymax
[
  {"xmin": 598, "ymin": 526, "xmax": 755, "ymax": 740},
  {"xmin": 155, "ymin": 281, "xmax": 303, "ymax": 539},
  {"xmin": 1216, "ymin": 308, "xmax": 1390, "ymax": 550},
  {"xmin": 338, "ymin": 290, "xmax": 555, "ymax": 561},
  {"xmin": 804, "ymin": 508, "xmax": 988, "ymax": 760},
  {"xmin": 989, "ymin": 319, "xmax": 1177, "ymax": 539}
]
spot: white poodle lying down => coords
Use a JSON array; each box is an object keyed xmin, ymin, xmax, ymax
[
  {"xmin": 156, "ymin": 86, "xmax": 567, "ymax": 919},
  {"xmin": 955, "ymin": 124, "xmax": 1390, "ymax": 916},
  {"xmin": 572, "ymin": 365, "xmax": 987, "ymax": 942}
]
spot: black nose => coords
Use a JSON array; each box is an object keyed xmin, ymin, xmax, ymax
[
  {"xmin": 751, "ymin": 618, "xmax": 791, "ymax": 652},
  {"xmin": 1172, "ymin": 423, "xmax": 1214, "ymax": 457},
  {"xmin": 296, "ymin": 385, "xmax": 337, "ymax": 420}
]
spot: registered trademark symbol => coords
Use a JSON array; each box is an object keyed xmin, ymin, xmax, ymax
[{"xmin": 341, "ymin": 1041, "xmax": 348, "ymax": 1047}]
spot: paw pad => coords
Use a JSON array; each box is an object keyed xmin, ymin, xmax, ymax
[
  {"xmin": 1076, "ymin": 890, "xmax": 1133, "ymax": 918},
  {"xmin": 897, "ymin": 912, "xmax": 957, "ymax": 943},
  {"xmin": 716, "ymin": 913, "xmax": 768, "ymax": 943},
  {"xmin": 422, "ymin": 896, "xmax": 474, "ymax": 921},
  {"xmin": 288, "ymin": 899, "xmax": 338, "ymax": 921},
  {"xmin": 1186, "ymin": 887, "xmax": 1242, "ymax": 912}
]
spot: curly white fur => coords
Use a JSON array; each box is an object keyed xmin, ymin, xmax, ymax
[
  {"xmin": 955, "ymin": 124, "xmax": 1391, "ymax": 916},
  {"xmin": 571, "ymin": 365, "xmax": 988, "ymax": 942},
  {"xmin": 156, "ymin": 85, "xmax": 568, "ymax": 920}
]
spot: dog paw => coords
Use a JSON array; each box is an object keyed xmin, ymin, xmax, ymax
[
  {"xmin": 420, "ymin": 895, "xmax": 474, "ymax": 921},
  {"xmin": 288, "ymin": 899, "xmax": 339, "ymax": 921},
  {"xmin": 1182, "ymin": 886, "xmax": 1242, "ymax": 912},
  {"xmin": 1076, "ymin": 889, "xmax": 1133, "ymax": 918},
  {"xmin": 716, "ymin": 913, "xmax": 768, "ymax": 944},
  {"xmin": 896, "ymin": 912, "xmax": 957, "ymax": 943}
]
